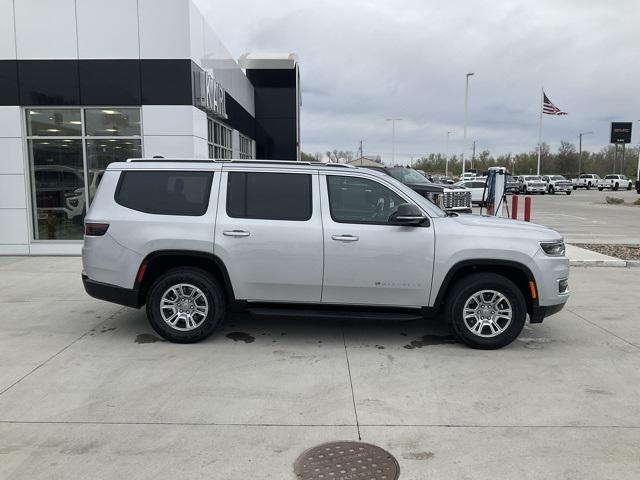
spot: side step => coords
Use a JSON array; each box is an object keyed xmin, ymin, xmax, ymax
[{"xmin": 246, "ymin": 306, "xmax": 425, "ymax": 322}]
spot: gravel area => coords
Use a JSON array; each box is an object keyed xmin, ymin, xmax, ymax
[{"xmin": 578, "ymin": 243, "xmax": 640, "ymax": 260}]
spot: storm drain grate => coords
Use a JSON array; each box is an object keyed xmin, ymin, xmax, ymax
[{"xmin": 294, "ymin": 441, "xmax": 400, "ymax": 480}]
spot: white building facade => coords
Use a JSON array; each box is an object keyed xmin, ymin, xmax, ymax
[{"xmin": 0, "ymin": 0, "xmax": 300, "ymax": 255}]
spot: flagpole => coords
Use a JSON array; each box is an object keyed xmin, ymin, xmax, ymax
[{"xmin": 537, "ymin": 87, "xmax": 543, "ymax": 176}]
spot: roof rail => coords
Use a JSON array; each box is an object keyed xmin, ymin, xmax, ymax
[{"xmin": 126, "ymin": 158, "xmax": 358, "ymax": 168}]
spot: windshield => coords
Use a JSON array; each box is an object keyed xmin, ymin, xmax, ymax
[
  {"xmin": 524, "ymin": 176, "xmax": 541, "ymax": 181},
  {"xmin": 387, "ymin": 167, "xmax": 431, "ymax": 185},
  {"xmin": 550, "ymin": 175, "xmax": 566, "ymax": 180}
]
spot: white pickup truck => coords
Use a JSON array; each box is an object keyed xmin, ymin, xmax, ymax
[
  {"xmin": 572, "ymin": 174, "xmax": 602, "ymax": 190},
  {"xmin": 598, "ymin": 174, "xmax": 632, "ymax": 191}
]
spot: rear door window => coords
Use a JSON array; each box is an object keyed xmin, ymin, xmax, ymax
[
  {"xmin": 226, "ymin": 172, "xmax": 312, "ymax": 221},
  {"xmin": 116, "ymin": 170, "xmax": 214, "ymax": 216}
]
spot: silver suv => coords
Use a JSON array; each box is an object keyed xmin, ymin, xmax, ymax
[{"xmin": 82, "ymin": 159, "xmax": 570, "ymax": 349}]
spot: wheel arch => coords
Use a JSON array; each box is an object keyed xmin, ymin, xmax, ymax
[
  {"xmin": 135, "ymin": 250, "xmax": 235, "ymax": 306},
  {"xmin": 433, "ymin": 259, "xmax": 537, "ymax": 315}
]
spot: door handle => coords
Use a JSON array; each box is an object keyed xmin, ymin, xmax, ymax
[
  {"xmin": 223, "ymin": 230, "xmax": 250, "ymax": 237},
  {"xmin": 332, "ymin": 234, "xmax": 359, "ymax": 242}
]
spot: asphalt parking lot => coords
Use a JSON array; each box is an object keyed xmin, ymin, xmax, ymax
[
  {"xmin": 1, "ymin": 256, "xmax": 639, "ymax": 479},
  {"xmin": 473, "ymin": 188, "xmax": 640, "ymax": 244}
]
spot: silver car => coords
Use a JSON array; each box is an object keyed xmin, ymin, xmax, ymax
[{"xmin": 82, "ymin": 159, "xmax": 569, "ymax": 349}]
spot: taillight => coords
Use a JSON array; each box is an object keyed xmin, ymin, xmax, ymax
[{"xmin": 85, "ymin": 223, "xmax": 109, "ymax": 236}]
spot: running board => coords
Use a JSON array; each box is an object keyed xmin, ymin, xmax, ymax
[{"xmin": 246, "ymin": 306, "xmax": 426, "ymax": 322}]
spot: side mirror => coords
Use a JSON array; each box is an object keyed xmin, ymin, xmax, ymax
[{"xmin": 391, "ymin": 203, "xmax": 429, "ymax": 226}]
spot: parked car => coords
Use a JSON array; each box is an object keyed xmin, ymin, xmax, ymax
[
  {"xmin": 432, "ymin": 175, "xmax": 455, "ymax": 185},
  {"xmin": 542, "ymin": 175, "xmax": 572, "ymax": 195},
  {"xmin": 82, "ymin": 159, "xmax": 569, "ymax": 350},
  {"xmin": 518, "ymin": 175, "xmax": 546, "ymax": 194},
  {"xmin": 455, "ymin": 178, "xmax": 488, "ymax": 205},
  {"xmin": 598, "ymin": 174, "xmax": 632, "ymax": 191},
  {"xmin": 363, "ymin": 166, "xmax": 472, "ymax": 214},
  {"xmin": 572, "ymin": 174, "xmax": 602, "ymax": 190},
  {"xmin": 460, "ymin": 171, "xmax": 477, "ymax": 182},
  {"xmin": 505, "ymin": 174, "xmax": 520, "ymax": 194}
]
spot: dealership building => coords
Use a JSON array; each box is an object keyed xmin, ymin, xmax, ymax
[{"xmin": 0, "ymin": 0, "xmax": 300, "ymax": 255}]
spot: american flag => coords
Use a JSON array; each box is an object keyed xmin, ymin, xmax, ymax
[{"xmin": 542, "ymin": 92, "xmax": 567, "ymax": 115}]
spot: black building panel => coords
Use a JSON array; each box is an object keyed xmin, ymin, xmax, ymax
[
  {"xmin": 0, "ymin": 60, "xmax": 19, "ymax": 106},
  {"xmin": 140, "ymin": 59, "xmax": 192, "ymax": 105},
  {"xmin": 18, "ymin": 60, "xmax": 80, "ymax": 105},
  {"xmin": 79, "ymin": 60, "xmax": 141, "ymax": 106}
]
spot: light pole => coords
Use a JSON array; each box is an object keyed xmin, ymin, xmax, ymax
[
  {"xmin": 578, "ymin": 131, "xmax": 593, "ymax": 174},
  {"xmin": 636, "ymin": 121, "xmax": 640, "ymax": 183},
  {"xmin": 446, "ymin": 130, "xmax": 454, "ymax": 176},
  {"xmin": 386, "ymin": 118, "xmax": 402, "ymax": 165},
  {"xmin": 462, "ymin": 72, "xmax": 474, "ymax": 174}
]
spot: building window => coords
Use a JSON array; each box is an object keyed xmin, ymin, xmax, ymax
[
  {"xmin": 26, "ymin": 107, "xmax": 142, "ymax": 240},
  {"xmin": 239, "ymin": 133, "xmax": 253, "ymax": 159},
  {"xmin": 207, "ymin": 118, "xmax": 232, "ymax": 159}
]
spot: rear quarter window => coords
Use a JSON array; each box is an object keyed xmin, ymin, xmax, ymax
[{"xmin": 115, "ymin": 170, "xmax": 214, "ymax": 216}]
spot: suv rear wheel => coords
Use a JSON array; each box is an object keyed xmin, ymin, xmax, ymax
[
  {"xmin": 446, "ymin": 273, "xmax": 526, "ymax": 349},
  {"xmin": 147, "ymin": 267, "xmax": 225, "ymax": 343}
]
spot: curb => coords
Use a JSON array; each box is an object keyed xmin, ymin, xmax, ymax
[{"xmin": 569, "ymin": 259, "xmax": 627, "ymax": 268}]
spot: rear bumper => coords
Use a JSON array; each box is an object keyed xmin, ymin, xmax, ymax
[{"xmin": 82, "ymin": 274, "xmax": 142, "ymax": 308}]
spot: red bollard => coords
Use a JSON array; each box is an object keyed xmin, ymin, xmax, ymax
[
  {"xmin": 524, "ymin": 196, "xmax": 532, "ymax": 222},
  {"xmin": 511, "ymin": 195, "xmax": 519, "ymax": 219}
]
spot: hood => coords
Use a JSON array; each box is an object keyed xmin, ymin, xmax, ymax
[
  {"xmin": 450, "ymin": 214, "xmax": 562, "ymax": 241},
  {"xmin": 406, "ymin": 182, "xmax": 445, "ymax": 194}
]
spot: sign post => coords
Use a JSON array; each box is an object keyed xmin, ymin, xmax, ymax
[{"xmin": 610, "ymin": 122, "xmax": 632, "ymax": 174}]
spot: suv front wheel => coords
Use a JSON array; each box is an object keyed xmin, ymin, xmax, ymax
[
  {"xmin": 446, "ymin": 273, "xmax": 526, "ymax": 349},
  {"xmin": 147, "ymin": 267, "xmax": 225, "ymax": 343}
]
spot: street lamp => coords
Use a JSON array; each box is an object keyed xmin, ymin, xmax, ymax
[
  {"xmin": 446, "ymin": 130, "xmax": 454, "ymax": 176},
  {"xmin": 578, "ymin": 131, "xmax": 593, "ymax": 173},
  {"xmin": 462, "ymin": 72, "xmax": 475, "ymax": 174},
  {"xmin": 636, "ymin": 120, "xmax": 640, "ymax": 183},
  {"xmin": 385, "ymin": 118, "xmax": 402, "ymax": 165}
]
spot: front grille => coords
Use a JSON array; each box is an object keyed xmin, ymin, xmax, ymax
[{"xmin": 442, "ymin": 190, "xmax": 471, "ymax": 209}]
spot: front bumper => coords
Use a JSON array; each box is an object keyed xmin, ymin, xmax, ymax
[
  {"xmin": 530, "ymin": 302, "xmax": 565, "ymax": 323},
  {"xmin": 82, "ymin": 274, "xmax": 142, "ymax": 308}
]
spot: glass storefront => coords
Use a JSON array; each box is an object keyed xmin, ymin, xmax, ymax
[{"xmin": 26, "ymin": 108, "xmax": 142, "ymax": 240}]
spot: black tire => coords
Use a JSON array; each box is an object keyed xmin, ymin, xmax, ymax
[
  {"xmin": 566, "ymin": 190, "xmax": 572, "ymax": 195},
  {"xmin": 146, "ymin": 267, "xmax": 225, "ymax": 343},
  {"xmin": 586, "ymin": 183, "xmax": 591, "ymax": 190},
  {"xmin": 572, "ymin": 186, "xmax": 577, "ymax": 190},
  {"xmin": 548, "ymin": 186, "xmax": 555, "ymax": 194},
  {"xmin": 445, "ymin": 273, "xmax": 527, "ymax": 349},
  {"xmin": 598, "ymin": 187, "xmax": 604, "ymax": 191},
  {"xmin": 627, "ymin": 183, "xmax": 632, "ymax": 190},
  {"xmin": 613, "ymin": 183, "xmax": 619, "ymax": 191}
]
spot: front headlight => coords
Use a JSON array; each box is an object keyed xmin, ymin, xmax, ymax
[{"xmin": 540, "ymin": 241, "xmax": 565, "ymax": 256}]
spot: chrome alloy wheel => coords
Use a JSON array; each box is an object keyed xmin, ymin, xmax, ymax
[
  {"xmin": 462, "ymin": 290, "xmax": 513, "ymax": 338},
  {"xmin": 159, "ymin": 283, "xmax": 209, "ymax": 331}
]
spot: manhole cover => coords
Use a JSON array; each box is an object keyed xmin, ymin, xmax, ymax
[{"xmin": 294, "ymin": 441, "xmax": 400, "ymax": 480}]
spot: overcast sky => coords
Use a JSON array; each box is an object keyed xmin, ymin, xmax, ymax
[{"xmin": 196, "ymin": 0, "xmax": 639, "ymax": 164}]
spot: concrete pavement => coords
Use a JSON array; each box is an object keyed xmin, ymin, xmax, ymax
[{"xmin": 0, "ymin": 257, "xmax": 639, "ymax": 479}]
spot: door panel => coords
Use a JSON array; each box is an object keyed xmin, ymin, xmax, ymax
[
  {"xmin": 320, "ymin": 174, "xmax": 435, "ymax": 307},
  {"xmin": 214, "ymin": 169, "xmax": 323, "ymax": 302}
]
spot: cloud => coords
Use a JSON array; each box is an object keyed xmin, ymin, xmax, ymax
[{"xmin": 195, "ymin": 0, "xmax": 640, "ymax": 163}]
